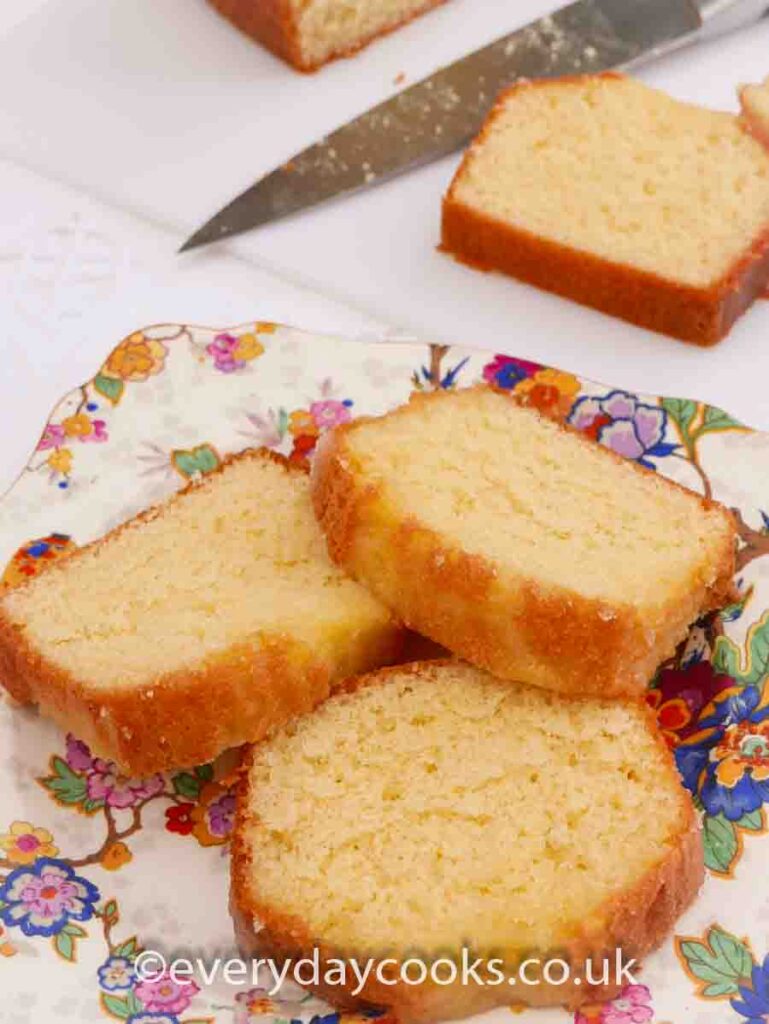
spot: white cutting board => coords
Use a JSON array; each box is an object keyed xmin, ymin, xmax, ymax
[{"xmin": 2, "ymin": 0, "xmax": 769, "ymax": 426}]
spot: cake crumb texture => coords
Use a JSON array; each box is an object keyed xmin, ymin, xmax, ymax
[
  {"xmin": 311, "ymin": 387, "xmax": 736, "ymax": 697},
  {"xmin": 233, "ymin": 660, "xmax": 703, "ymax": 1019},
  {"xmin": 0, "ymin": 450, "xmax": 402, "ymax": 774},
  {"xmin": 207, "ymin": 0, "xmax": 447, "ymax": 71},
  {"xmin": 442, "ymin": 74, "xmax": 769, "ymax": 344}
]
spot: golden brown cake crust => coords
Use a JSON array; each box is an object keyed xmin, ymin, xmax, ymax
[
  {"xmin": 207, "ymin": 0, "xmax": 303, "ymax": 68},
  {"xmin": 0, "ymin": 450, "xmax": 404, "ymax": 775},
  {"xmin": 441, "ymin": 74, "xmax": 769, "ymax": 346},
  {"xmin": 207, "ymin": 0, "xmax": 448, "ymax": 72},
  {"xmin": 740, "ymin": 81, "xmax": 769, "ymax": 152},
  {"xmin": 230, "ymin": 660, "xmax": 704, "ymax": 1022},
  {"xmin": 310, "ymin": 388, "xmax": 737, "ymax": 699}
]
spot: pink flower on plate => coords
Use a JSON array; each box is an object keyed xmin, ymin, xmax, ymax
[
  {"xmin": 86, "ymin": 758, "xmax": 164, "ymax": 809},
  {"xmin": 134, "ymin": 970, "xmax": 200, "ymax": 1015},
  {"xmin": 37, "ymin": 424, "xmax": 66, "ymax": 451},
  {"xmin": 207, "ymin": 333, "xmax": 243, "ymax": 373},
  {"xmin": 65, "ymin": 734, "xmax": 93, "ymax": 773},
  {"xmin": 78, "ymin": 419, "xmax": 108, "ymax": 443},
  {"xmin": 310, "ymin": 399, "xmax": 352, "ymax": 431},
  {"xmin": 602, "ymin": 985, "xmax": 654, "ymax": 1024}
]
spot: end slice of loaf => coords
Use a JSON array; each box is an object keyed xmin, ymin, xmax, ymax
[
  {"xmin": 207, "ymin": 0, "xmax": 447, "ymax": 72},
  {"xmin": 232, "ymin": 660, "xmax": 703, "ymax": 1021},
  {"xmin": 442, "ymin": 73, "xmax": 769, "ymax": 345},
  {"xmin": 740, "ymin": 76, "xmax": 769, "ymax": 151},
  {"xmin": 0, "ymin": 450, "xmax": 402, "ymax": 774},
  {"xmin": 311, "ymin": 386, "xmax": 736, "ymax": 699}
]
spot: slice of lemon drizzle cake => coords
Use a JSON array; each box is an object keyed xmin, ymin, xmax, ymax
[
  {"xmin": 207, "ymin": 0, "xmax": 448, "ymax": 72},
  {"xmin": 0, "ymin": 449, "xmax": 403, "ymax": 774},
  {"xmin": 232, "ymin": 660, "xmax": 703, "ymax": 1020},
  {"xmin": 441, "ymin": 74, "xmax": 769, "ymax": 345},
  {"xmin": 311, "ymin": 386, "xmax": 736, "ymax": 698}
]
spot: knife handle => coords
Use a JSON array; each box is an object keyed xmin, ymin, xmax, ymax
[{"xmin": 692, "ymin": 0, "xmax": 768, "ymax": 37}]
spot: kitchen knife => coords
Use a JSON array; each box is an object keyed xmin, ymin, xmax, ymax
[{"xmin": 180, "ymin": 0, "xmax": 768, "ymax": 253}]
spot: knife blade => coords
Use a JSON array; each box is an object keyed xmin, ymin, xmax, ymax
[{"xmin": 179, "ymin": 0, "xmax": 741, "ymax": 252}]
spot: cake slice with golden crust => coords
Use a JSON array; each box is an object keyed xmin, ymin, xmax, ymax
[
  {"xmin": 232, "ymin": 660, "xmax": 703, "ymax": 1022},
  {"xmin": 207, "ymin": 0, "xmax": 448, "ymax": 72},
  {"xmin": 442, "ymin": 74, "xmax": 769, "ymax": 345},
  {"xmin": 311, "ymin": 386, "xmax": 736, "ymax": 699},
  {"xmin": 740, "ymin": 76, "xmax": 769, "ymax": 151},
  {"xmin": 0, "ymin": 450, "xmax": 403, "ymax": 775}
]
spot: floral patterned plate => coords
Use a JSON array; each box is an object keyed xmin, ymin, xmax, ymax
[{"xmin": 1, "ymin": 323, "xmax": 769, "ymax": 1024}]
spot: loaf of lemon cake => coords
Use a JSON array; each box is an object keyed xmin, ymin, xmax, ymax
[
  {"xmin": 232, "ymin": 660, "xmax": 703, "ymax": 1020},
  {"xmin": 741, "ymin": 76, "xmax": 769, "ymax": 150},
  {"xmin": 207, "ymin": 0, "xmax": 447, "ymax": 71},
  {"xmin": 0, "ymin": 450, "xmax": 403, "ymax": 775},
  {"xmin": 442, "ymin": 73, "xmax": 769, "ymax": 345},
  {"xmin": 311, "ymin": 387, "xmax": 736, "ymax": 699}
]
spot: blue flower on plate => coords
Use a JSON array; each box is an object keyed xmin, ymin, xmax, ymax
[
  {"xmin": 98, "ymin": 954, "xmax": 135, "ymax": 992},
  {"xmin": 675, "ymin": 683, "xmax": 769, "ymax": 821},
  {"xmin": 0, "ymin": 857, "xmax": 99, "ymax": 937},
  {"xmin": 126, "ymin": 1014, "xmax": 179, "ymax": 1024},
  {"xmin": 482, "ymin": 354, "xmax": 542, "ymax": 390},
  {"xmin": 731, "ymin": 955, "xmax": 769, "ymax": 1023}
]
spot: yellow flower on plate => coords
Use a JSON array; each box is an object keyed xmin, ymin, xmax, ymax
[
  {"xmin": 288, "ymin": 409, "xmax": 319, "ymax": 439},
  {"xmin": 102, "ymin": 332, "xmax": 168, "ymax": 382},
  {"xmin": 100, "ymin": 841, "xmax": 133, "ymax": 871},
  {"xmin": 62, "ymin": 413, "xmax": 93, "ymax": 438},
  {"xmin": 246, "ymin": 995, "xmax": 276, "ymax": 1014},
  {"xmin": 0, "ymin": 821, "xmax": 58, "ymax": 865},
  {"xmin": 46, "ymin": 448, "xmax": 73, "ymax": 475},
  {"xmin": 232, "ymin": 332, "xmax": 265, "ymax": 363},
  {"xmin": 515, "ymin": 368, "xmax": 581, "ymax": 420}
]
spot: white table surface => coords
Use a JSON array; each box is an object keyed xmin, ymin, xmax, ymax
[{"xmin": 1, "ymin": 0, "xmax": 769, "ymax": 503}]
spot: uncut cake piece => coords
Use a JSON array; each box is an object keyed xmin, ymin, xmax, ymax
[
  {"xmin": 0, "ymin": 450, "xmax": 403, "ymax": 774},
  {"xmin": 232, "ymin": 660, "xmax": 703, "ymax": 1021},
  {"xmin": 442, "ymin": 73, "xmax": 769, "ymax": 345},
  {"xmin": 311, "ymin": 386, "xmax": 736, "ymax": 698},
  {"xmin": 207, "ymin": 0, "xmax": 448, "ymax": 71}
]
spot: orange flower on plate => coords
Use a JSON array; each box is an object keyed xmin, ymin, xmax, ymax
[
  {"xmin": 1, "ymin": 534, "xmax": 76, "ymax": 590},
  {"xmin": 0, "ymin": 925, "xmax": 17, "ymax": 958},
  {"xmin": 189, "ymin": 782, "xmax": 235, "ymax": 847},
  {"xmin": 232, "ymin": 332, "xmax": 265, "ymax": 363},
  {"xmin": 246, "ymin": 994, "xmax": 276, "ymax": 1014},
  {"xmin": 46, "ymin": 448, "xmax": 73, "ymax": 475},
  {"xmin": 100, "ymin": 841, "xmax": 133, "ymax": 871},
  {"xmin": 573, "ymin": 1006, "xmax": 604, "ymax": 1024},
  {"xmin": 0, "ymin": 821, "xmax": 58, "ymax": 865},
  {"xmin": 102, "ymin": 332, "xmax": 167, "ymax": 382},
  {"xmin": 646, "ymin": 688, "xmax": 692, "ymax": 748},
  {"xmin": 288, "ymin": 409, "xmax": 319, "ymax": 439},
  {"xmin": 515, "ymin": 368, "xmax": 581, "ymax": 420},
  {"xmin": 62, "ymin": 413, "xmax": 93, "ymax": 438}
]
